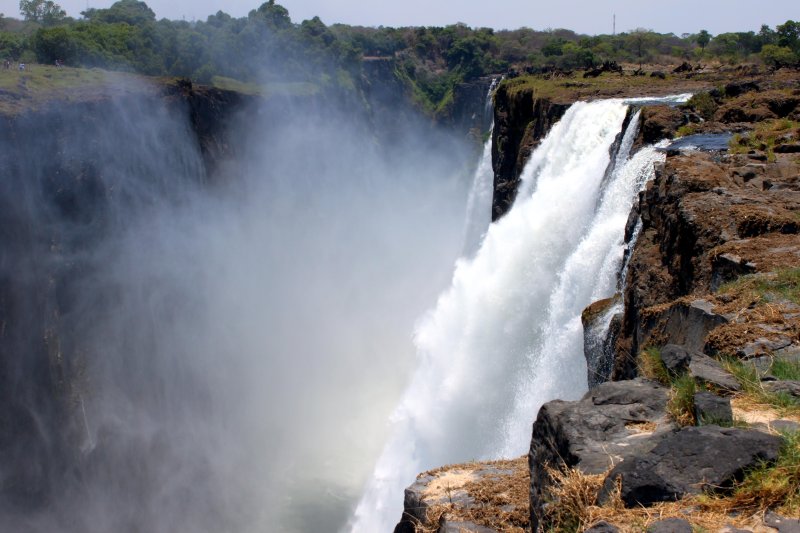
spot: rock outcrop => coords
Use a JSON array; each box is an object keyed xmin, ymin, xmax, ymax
[
  {"xmin": 598, "ymin": 426, "xmax": 781, "ymax": 506},
  {"xmin": 490, "ymin": 84, "xmax": 569, "ymax": 220},
  {"xmin": 528, "ymin": 379, "xmax": 674, "ymax": 532}
]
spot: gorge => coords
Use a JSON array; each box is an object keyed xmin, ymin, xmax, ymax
[{"xmin": 1, "ymin": 55, "xmax": 799, "ymax": 533}]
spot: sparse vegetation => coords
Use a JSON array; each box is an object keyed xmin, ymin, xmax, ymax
[
  {"xmin": 729, "ymin": 119, "xmax": 800, "ymax": 162},
  {"xmin": 683, "ymin": 91, "xmax": 718, "ymax": 120},
  {"xmin": 638, "ymin": 346, "xmax": 698, "ymax": 426},
  {"xmin": 668, "ymin": 374, "xmax": 697, "ymax": 426},
  {"xmin": 638, "ymin": 346, "xmax": 670, "ymax": 385},
  {"xmin": 719, "ymin": 268, "xmax": 800, "ymax": 306},
  {"xmin": 724, "ymin": 357, "xmax": 800, "ymax": 412}
]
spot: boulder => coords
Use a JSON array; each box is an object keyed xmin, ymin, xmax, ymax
[
  {"xmin": 529, "ymin": 379, "xmax": 673, "ymax": 531},
  {"xmin": 724, "ymin": 81, "xmax": 760, "ymax": 98},
  {"xmin": 646, "ymin": 518, "xmax": 692, "ymax": 533},
  {"xmin": 693, "ymin": 391, "xmax": 733, "ymax": 426},
  {"xmin": 660, "ymin": 344, "xmax": 691, "ymax": 376},
  {"xmin": 637, "ymin": 300, "xmax": 728, "ymax": 356},
  {"xmin": 599, "ymin": 426, "xmax": 781, "ymax": 507},
  {"xmin": 688, "ymin": 353, "xmax": 741, "ymax": 392}
]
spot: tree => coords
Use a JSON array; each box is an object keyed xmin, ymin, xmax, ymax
[
  {"xmin": 696, "ymin": 29, "xmax": 711, "ymax": 50},
  {"xmin": 19, "ymin": 0, "xmax": 66, "ymax": 26},
  {"xmin": 760, "ymin": 44, "xmax": 797, "ymax": 69},
  {"xmin": 776, "ymin": 20, "xmax": 799, "ymax": 52}
]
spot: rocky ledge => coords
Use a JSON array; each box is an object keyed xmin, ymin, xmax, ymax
[{"xmin": 395, "ymin": 71, "xmax": 800, "ymax": 532}]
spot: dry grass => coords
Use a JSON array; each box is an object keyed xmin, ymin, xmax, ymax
[
  {"xmin": 706, "ymin": 270, "xmax": 800, "ymax": 357},
  {"xmin": 418, "ymin": 457, "xmax": 529, "ymax": 533},
  {"xmin": 542, "ymin": 442, "xmax": 800, "ymax": 533}
]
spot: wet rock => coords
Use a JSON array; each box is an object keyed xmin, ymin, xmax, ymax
[
  {"xmin": 583, "ymin": 297, "xmax": 622, "ymax": 387},
  {"xmin": 646, "ymin": 517, "xmax": 692, "ymax": 533},
  {"xmin": 492, "ymin": 86, "xmax": 569, "ymax": 221},
  {"xmin": 529, "ymin": 379, "xmax": 673, "ymax": 531},
  {"xmin": 688, "ymin": 353, "xmax": 741, "ymax": 392},
  {"xmin": 693, "ymin": 391, "xmax": 733, "ymax": 426},
  {"xmin": 599, "ymin": 426, "xmax": 781, "ymax": 507}
]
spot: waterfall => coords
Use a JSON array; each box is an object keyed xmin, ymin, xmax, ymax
[
  {"xmin": 351, "ymin": 96, "xmax": 686, "ymax": 532},
  {"xmin": 461, "ymin": 80, "xmax": 499, "ymax": 256}
]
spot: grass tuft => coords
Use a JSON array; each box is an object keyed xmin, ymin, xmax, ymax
[
  {"xmin": 638, "ymin": 346, "xmax": 670, "ymax": 385},
  {"xmin": 771, "ymin": 359, "xmax": 800, "ymax": 381},
  {"xmin": 668, "ymin": 374, "xmax": 697, "ymax": 426}
]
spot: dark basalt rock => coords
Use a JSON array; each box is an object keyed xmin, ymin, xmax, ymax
[
  {"xmin": 693, "ymin": 391, "xmax": 733, "ymax": 426},
  {"xmin": 636, "ymin": 299, "xmax": 728, "ymax": 357},
  {"xmin": 646, "ymin": 518, "xmax": 692, "ymax": 533},
  {"xmin": 529, "ymin": 378, "xmax": 673, "ymax": 531},
  {"xmin": 598, "ymin": 426, "xmax": 781, "ymax": 507},
  {"xmin": 660, "ymin": 344, "xmax": 691, "ymax": 376},
  {"xmin": 688, "ymin": 353, "xmax": 741, "ymax": 392}
]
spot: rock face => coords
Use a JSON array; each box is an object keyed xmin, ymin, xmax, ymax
[
  {"xmin": 528, "ymin": 379, "xmax": 674, "ymax": 532},
  {"xmin": 491, "ymin": 84, "xmax": 569, "ymax": 220},
  {"xmin": 617, "ymin": 148, "xmax": 800, "ymax": 378},
  {"xmin": 0, "ymin": 86, "xmax": 257, "ymax": 509},
  {"xmin": 599, "ymin": 426, "xmax": 781, "ymax": 506},
  {"xmin": 635, "ymin": 105, "xmax": 686, "ymax": 148}
]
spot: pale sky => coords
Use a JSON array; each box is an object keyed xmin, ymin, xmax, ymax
[{"xmin": 2, "ymin": 0, "xmax": 797, "ymax": 35}]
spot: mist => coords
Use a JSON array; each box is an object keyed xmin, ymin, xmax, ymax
[{"xmin": 0, "ymin": 77, "xmax": 474, "ymax": 531}]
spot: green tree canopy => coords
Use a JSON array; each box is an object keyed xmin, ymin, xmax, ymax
[{"xmin": 19, "ymin": 0, "xmax": 66, "ymax": 26}]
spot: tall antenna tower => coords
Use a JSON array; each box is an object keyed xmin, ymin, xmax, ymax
[{"xmin": 613, "ymin": 13, "xmax": 616, "ymax": 35}]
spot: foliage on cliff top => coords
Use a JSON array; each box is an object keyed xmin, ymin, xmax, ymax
[{"xmin": 0, "ymin": 63, "xmax": 148, "ymax": 113}]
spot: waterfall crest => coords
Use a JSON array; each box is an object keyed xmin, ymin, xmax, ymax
[{"xmin": 352, "ymin": 97, "xmax": 682, "ymax": 532}]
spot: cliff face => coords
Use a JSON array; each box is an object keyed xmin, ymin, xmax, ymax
[
  {"xmin": 490, "ymin": 85, "xmax": 569, "ymax": 221},
  {"xmin": 0, "ymin": 83, "xmax": 255, "ymax": 510}
]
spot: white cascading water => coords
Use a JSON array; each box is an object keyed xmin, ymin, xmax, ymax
[
  {"xmin": 461, "ymin": 80, "xmax": 499, "ymax": 255},
  {"xmin": 351, "ymin": 95, "xmax": 687, "ymax": 532}
]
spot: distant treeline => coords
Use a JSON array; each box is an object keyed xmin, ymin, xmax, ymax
[{"xmin": 0, "ymin": 0, "xmax": 798, "ymax": 111}]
